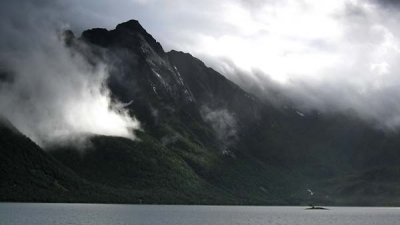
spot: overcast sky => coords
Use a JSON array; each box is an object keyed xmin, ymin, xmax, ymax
[
  {"xmin": 56, "ymin": 0, "xmax": 400, "ymax": 82},
  {"xmin": 3, "ymin": 0, "xmax": 400, "ymax": 135}
]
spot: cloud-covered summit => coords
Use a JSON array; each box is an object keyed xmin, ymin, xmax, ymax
[{"xmin": 3, "ymin": 0, "xmax": 400, "ymax": 132}]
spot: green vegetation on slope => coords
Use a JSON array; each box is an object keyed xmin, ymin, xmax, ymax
[{"xmin": 49, "ymin": 131, "xmax": 311, "ymax": 205}]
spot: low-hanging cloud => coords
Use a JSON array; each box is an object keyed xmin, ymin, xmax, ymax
[
  {"xmin": 147, "ymin": 0, "xmax": 400, "ymax": 131},
  {"xmin": 0, "ymin": 0, "xmax": 139, "ymax": 147},
  {"xmin": 4, "ymin": 0, "xmax": 400, "ymax": 134},
  {"xmin": 201, "ymin": 106, "xmax": 238, "ymax": 150},
  {"xmin": 192, "ymin": 0, "xmax": 400, "ymax": 130},
  {"xmin": 35, "ymin": 0, "xmax": 400, "ymax": 131}
]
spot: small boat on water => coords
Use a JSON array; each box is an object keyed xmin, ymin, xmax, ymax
[{"xmin": 306, "ymin": 205, "xmax": 329, "ymax": 210}]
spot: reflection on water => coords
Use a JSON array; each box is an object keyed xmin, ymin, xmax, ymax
[{"xmin": 1, "ymin": 203, "xmax": 400, "ymax": 225}]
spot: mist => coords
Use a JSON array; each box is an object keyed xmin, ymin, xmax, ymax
[
  {"xmin": 201, "ymin": 106, "xmax": 238, "ymax": 150},
  {"xmin": 0, "ymin": 0, "xmax": 139, "ymax": 147},
  {"xmin": 28, "ymin": 0, "xmax": 400, "ymax": 131},
  {"xmin": 4, "ymin": 0, "xmax": 400, "ymax": 144},
  {"xmin": 178, "ymin": 0, "xmax": 400, "ymax": 130},
  {"xmin": 194, "ymin": 0, "xmax": 400, "ymax": 130}
]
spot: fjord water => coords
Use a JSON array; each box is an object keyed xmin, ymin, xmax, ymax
[{"xmin": 1, "ymin": 203, "xmax": 400, "ymax": 225}]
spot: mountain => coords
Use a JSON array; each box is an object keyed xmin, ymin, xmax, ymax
[
  {"xmin": 2, "ymin": 19, "xmax": 400, "ymax": 205},
  {"xmin": 0, "ymin": 120, "xmax": 142, "ymax": 203}
]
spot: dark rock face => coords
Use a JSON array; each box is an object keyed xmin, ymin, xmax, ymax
[
  {"xmin": 168, "ymin": 50, "xmax": 262, "ymax": 125},
  {"xmin": 80, "ymin": 21, "xmax": 194, "ymax": 106},
  {"xmin": 115, "ymin": 20, "xmax": 165, "ymax": 57},
  {"xmin": 81, "ymin": 28, "xmax": 110, "ymax": 47}
]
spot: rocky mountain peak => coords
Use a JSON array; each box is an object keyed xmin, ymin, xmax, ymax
[
  {"xmin": 80, "ymin": 20, "xmax": 165, "ymax": 58},
  {"xmin": 81, "ymin": 28, "xmax": 110, "ymax": 47},
  {"xmin": 115, "ymin": 20, "xmax": 165, "ymax": 57},
  {"xmin": 115, "ymin": 19, "xmax": 145, "ymax": 33}
]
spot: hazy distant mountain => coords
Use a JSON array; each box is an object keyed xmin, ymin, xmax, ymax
[{"xmin": 2, "ymin": 20, "xmax": 400, "ymax": 205}]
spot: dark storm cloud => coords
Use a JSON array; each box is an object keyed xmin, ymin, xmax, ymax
[{"xmin": 369, "ymin": 0, "xmax": 400, "ymax": 8}]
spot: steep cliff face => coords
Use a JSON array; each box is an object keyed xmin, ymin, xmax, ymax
[
  {"xmin": 80, "ymin": 20, "xmax": 194, "ymax": 105},
  {"xmin": 75, "ymin": 20, "xmax": 218, "ymax": 147}
]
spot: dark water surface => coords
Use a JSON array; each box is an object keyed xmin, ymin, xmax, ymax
[{"xmin": 1, "ymin": 203, "xmax": 400, "ymax": 225}]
